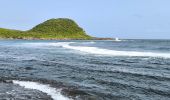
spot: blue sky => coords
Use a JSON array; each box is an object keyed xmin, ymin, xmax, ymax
[{"xmin": 0, "ymin": 0, "xmax": 170, "ymax": 39}]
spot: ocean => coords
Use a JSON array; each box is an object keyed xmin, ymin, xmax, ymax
[{"xmin": 0, "ymin": 39, "xmax": 170, "ymax": 100}]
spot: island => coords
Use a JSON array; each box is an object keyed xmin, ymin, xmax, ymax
[
  {"xmin": 0, "ymin": 18, "xmax": 92, "ymax": 40},
  {"xmin": 0, "ymin": 18, "xmax": 115, "ymax": 40}
]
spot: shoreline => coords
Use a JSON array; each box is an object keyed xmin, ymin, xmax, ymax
[{"xmin": 0, "ymin": 37, "xmax": 114, "ymax": 40}]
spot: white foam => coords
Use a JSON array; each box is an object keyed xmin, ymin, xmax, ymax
[
  {"xmin": 114, "ymin": 37, "xmax": 122, "ymax": 42},
  {"xmin": 50, "ymin": 42, "xmax": 170, "ymax": 58},
  {"xmin": 17, "ymin": 42, "xmax": 170, "ymax": 58},
  {"xmin": 81, "ymin": 41, "xmax": 95, "ymax": 44},
  {"xmin": 18, "ymin": 43, "xmax": 52, "ymax": 47},
  {"xmin": 13, "ymin": 80, "xmax": 71, "ymax": 100}
]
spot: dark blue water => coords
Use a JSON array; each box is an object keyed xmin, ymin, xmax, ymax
[{"xmin": 0, "ymin": 39, "xmax": 170, "ymax": 100}]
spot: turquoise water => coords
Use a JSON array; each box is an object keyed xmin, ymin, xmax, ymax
[{"xmin": 0, "ymin": 39, "xmax": 170, "ymax": 100}]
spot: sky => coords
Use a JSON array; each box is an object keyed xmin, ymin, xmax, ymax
[{"xmin": 0, "ymin": 0, "xmax": 170, "ymax": 39}]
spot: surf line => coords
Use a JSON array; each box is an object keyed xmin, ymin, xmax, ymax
[
  {"xmin": 51, "ymin": 42, "xmax": 170, "ymax": 58},
  {"xmin": 13, "ymin": 80, "xmax": 71, "ymax": 100}
]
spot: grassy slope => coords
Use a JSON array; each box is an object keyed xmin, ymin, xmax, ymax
[{"xmin": 0, "ymin": 18, "xmax": 91, "ymax": 39}]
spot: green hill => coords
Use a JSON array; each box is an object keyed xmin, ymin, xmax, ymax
[{"xmin": 0, "ymin": 18, "xmax": 91, "ymax": 40}]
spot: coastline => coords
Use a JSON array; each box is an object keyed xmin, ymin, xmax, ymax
[{"xmin": 0, "ymin": 37, "xmax": 114, "ymax": 40}]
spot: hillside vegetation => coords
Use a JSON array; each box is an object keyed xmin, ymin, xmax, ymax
[{"xmin": 0, "ymin": 18, "xmax": 91, "ymax": 40}]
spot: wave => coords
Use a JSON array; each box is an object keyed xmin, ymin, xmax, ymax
[
  {"xmin": 81, "ymin": 41, "xmax": 96, "ymax": 44},
  {"xmin": 12, "ymin": 80, "xmax": 71, "ymax": 100},
  {"xmin": 19, "ymin": 42, "xmax": 170, "ymax": 58},
  {"xmin": 114, "ymin": 38, "xmax": 122, "ymax": 42},
  {"xmin": 50, "ymin": 42, "xmax": 170, "ymax": 58}
]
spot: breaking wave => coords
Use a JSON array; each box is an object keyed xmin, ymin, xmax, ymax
[
  {"xmin": 50, "ymin": 42, "xmax": 170, "ymax": 58},
  {"xmin": 12, "ymin": 80, "xmax": 71, "ymax": 100},
  {"xmin": 19, "ymin": 42, "xmax": 170, "ymax": 58}
]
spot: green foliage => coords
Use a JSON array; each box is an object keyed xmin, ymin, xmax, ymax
[{"xmin": 0, "ymin": 18, "xmax": 92, "ymax": 39}]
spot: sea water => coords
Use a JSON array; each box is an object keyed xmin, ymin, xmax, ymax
[{"xmin": 0, "ymin": 39, "xmax": 170, "ymax": 100}]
